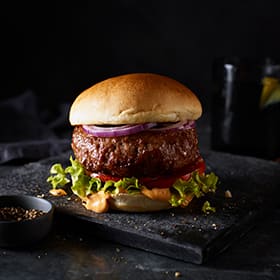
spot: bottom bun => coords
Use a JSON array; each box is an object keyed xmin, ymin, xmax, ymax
[{"xmin": 108, "ymin": 193, "xmax": 172, "ymax": 212}]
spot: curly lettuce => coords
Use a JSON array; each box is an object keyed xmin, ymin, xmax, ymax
[
  {"xmin": 47, "ymin": 156, "xmax": 218, "ymax": 210},
  {"xmin": 202, "ymin": 200, "xmax": 216, "ymax": 214},
  {"xmin": 47, "ymin": 156, "xmax": 141, "ymax": 198},
  {"xmin": 169, "ymin": 171, "xmax": 218, "ymax": 207}
]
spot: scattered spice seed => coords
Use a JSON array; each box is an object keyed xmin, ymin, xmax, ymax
[
  {"xmin": 212, "ymin": 223, "xmax": 218, "ymax": 230},
  {"xmin": 175, "ymin": 271, "xmax": 182, "ymax": 277},
  {"xmin": 49, "ymin": 188, "xmax": 67, "ymax": 196},
  {"xmin": 0, "ymin": 207, "xmax": 45, "ymax": 221},
  {"xmin": 225, "ymin": 190, "xmax": 232, "ymax": 198}
]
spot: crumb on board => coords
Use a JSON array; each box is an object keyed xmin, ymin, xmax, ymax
[
  {"xmin": 49, "ymin": 188, "xmax": 67, "ymax": 196},
  {"xmin": 225, "ymin": 190, "xmax": 232, "ymax": 198},
  {"xmin": 175, "ymin": 271, "xmax": 182, "ymax": 277}
]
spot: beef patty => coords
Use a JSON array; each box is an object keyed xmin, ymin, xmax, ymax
[{"xmin": 71, "ymin": 125, "xmax": 201, "ymax": 178}]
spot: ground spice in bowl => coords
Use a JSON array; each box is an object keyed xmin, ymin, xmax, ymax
[
  {"xmin": 0, "ymin": 206, "xmax": 45, "ymax": 222},
  {"xmin": 0, "ymin": 195, "xmax": 54, "ymax": 247}
]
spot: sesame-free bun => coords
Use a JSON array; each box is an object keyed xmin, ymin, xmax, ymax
[{"xmin": 69, "ymin": 73, "xmax": 202, "ymax": 125}]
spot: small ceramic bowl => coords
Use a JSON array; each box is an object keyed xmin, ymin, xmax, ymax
[{"xmin": 0, "ymin": 195, "xmax": 54, "ymax": 247}]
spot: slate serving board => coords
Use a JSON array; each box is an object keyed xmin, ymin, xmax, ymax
[{"xmin": 0, "ymin": 150, "xmax": 279, "ymax": 264}]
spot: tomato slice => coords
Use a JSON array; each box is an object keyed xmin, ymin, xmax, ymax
[
  {"xmin": 93, "ymin": 157, "xmax": 206, "ymax": 189},
  {"xmin": 139, "ymin": 175, "xmax": 178, "ymax": 189},
  {"xmin": 192, "ymin": 157, "xmax": 206, "ymax": 174},
  {"xmin": 139, "ymin": 157, "xmax": 206, "ymax": 189},
  {"xmin": 91, "ymin": 173, "xmax": 120, "ymax": 182}
]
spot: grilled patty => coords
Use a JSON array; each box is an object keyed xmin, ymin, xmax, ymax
[{"xmin": 72, "ymin": 125, "xmax": 201, "ymax": 178}]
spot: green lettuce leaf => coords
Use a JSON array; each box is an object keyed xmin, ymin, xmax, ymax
[
  {"xmin": 114, "ymin": 177, "xmax": 141, "ymax": 193},
  {"xmin": 169, "ymin": 171, "xmax": 218, "ymax": 207},
  {"xmin": 47, "ymin": 157, "xmax": 219, "ymax": 211},
  {"xmin": 47, "ymin": 163, "xmax": 70, "ymax": 188},
  {"xmin": 64, "ymin": 156, "xmax": 101, "ymax": 197},
  {"xmin": 46, "ymin": 156, "xmax": 141, "ymax": 198},
  {"xmin": 202, "ymin": 200, "xmax": 216, "ymax": 214}
]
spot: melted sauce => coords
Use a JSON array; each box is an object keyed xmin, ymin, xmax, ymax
[
  {"xmin": 83, "ymin": 192, "xmax": 110, "ymax": 213},
  {"xmin": 49, "ymin": 188, "xmax": 67, "ymax": 196},
  {"xmin": 141, "ymin": 187, "xmax": 171, "ymax": 201}
]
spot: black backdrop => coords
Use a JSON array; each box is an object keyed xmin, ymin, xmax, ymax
[{"xmin": 1, "ymin": 0, "xmax": 280, "ymax": 112}]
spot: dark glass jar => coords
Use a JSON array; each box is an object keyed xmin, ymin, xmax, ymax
[{"xmin": 211, "ymin": 57, "xmax": 264, "ymax": 157}]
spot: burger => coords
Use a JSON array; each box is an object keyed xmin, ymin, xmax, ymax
[{"xmin": 47, "ymin": 73, "xmax": 218, "ymax": 213}]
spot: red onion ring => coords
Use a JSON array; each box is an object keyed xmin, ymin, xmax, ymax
[
  {"xmin": 83, "ymin": 123, "xmax": 157, "ymax": 137},
  {"xmin": 82, "ymin": 120, "xmax": 195, "ymax": 137},
  {"xmin": 148, "ymin": 120, "xmax": 195, "ymax": 132}
]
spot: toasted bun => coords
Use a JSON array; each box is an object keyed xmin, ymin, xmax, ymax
[
  {"xmin": 108, "ymin": 193, "xmax": 172, "ymax": 212},
  {"xmin": 69, "ymin": 73, "xmax": 202, "ymax": 125}
]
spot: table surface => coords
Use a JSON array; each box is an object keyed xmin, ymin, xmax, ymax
[{"xmin": 0, "ymin": 201, "xmax": 279, "ymax": 280}]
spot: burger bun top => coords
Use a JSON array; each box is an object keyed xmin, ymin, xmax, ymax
[{"xmin": 69, "ymin": 73, "xmax": 202, "ymax": 125}]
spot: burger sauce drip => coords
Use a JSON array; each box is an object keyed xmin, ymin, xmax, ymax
[
  {"xmin": 83, "ymin": 191, "xmax": 110, "ymax": 213},
  {"xmin": 141, "ymin": 187, "xmax": 172, "ymax": 201},
  {"xmin": 49, "ymin": 188, "xmax": 67, "ymax": 196}
]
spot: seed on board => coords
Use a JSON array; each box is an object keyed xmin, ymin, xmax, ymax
[
  {"xmin": 225, "ymin": 190, "xmax": 232, "ymax": 198},
  {"xmin": 175, "ymin": 271, "xmax": 182, "ymax": 277}
]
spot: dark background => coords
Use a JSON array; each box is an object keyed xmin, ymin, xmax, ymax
[
  {"xmin": 1, "ymin": 2, "xmax": 280, "ymax": 277},
  {"xmin": 1, "ymin": 0, "xmax": 280, "ymax": 112}
]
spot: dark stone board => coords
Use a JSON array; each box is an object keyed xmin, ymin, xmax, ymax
[{"xmin": 0, "ymin": 150, "xmax": 279, "ymax": 264}]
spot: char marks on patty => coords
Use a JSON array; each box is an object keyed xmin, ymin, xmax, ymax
[{"xmin": 71, "ymin": 125, "xmax": 201, "ymax": 178}]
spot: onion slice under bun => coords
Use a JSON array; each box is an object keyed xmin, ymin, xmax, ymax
[
  {"xmin": 82, "ymin": 123, "xmax": 157, "ymax": 137},
  {"xmin": 82, "ymin": 120, "xmax": 195, "ymax": 137},
  {"xmin": 149, "ymin": 120, "xmax": 195, "ymax": 132}
]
